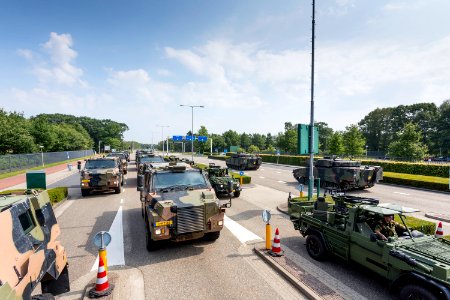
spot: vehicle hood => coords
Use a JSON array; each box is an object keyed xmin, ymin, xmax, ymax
[{"xmin": 158, "ymin": 189, "xmax": 217, "ymax": 208}]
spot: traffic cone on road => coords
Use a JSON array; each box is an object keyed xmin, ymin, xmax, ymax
[
  {"xmin": 88, "ymin": 257, "xmax": 114, "ymax": 298},
  {"xmin": 435, "ymin": 222, "xmax": 444, "ymax": 238},
  {"xmin": 269, "ymin": 228, "xmax": 284, "ymax": 257}
]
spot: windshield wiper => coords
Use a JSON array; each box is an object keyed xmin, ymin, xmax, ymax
[{"xmin": 160, "ymin": 184, "xmax": 190, "ymax": 192}]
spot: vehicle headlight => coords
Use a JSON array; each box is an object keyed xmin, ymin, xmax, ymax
[
  {"xmin": 218, "ymin": 220, "xmax": 223, "ymax": 226},
  {"xmin": 155, "ymin": 229, "xmax": 161, "ymax": 235},
  {"xmin": 220, "ymin": 184, "xmax": 223, "ymax": 188}
]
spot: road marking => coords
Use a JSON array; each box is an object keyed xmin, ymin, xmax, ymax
[
  {"xmin": 259, "ymin": 176, "xmax": 265, "ymax": 179},
  {"xmin": 394, "ymin": 192, "xmax": 410, "ymax": 196},
  {"xmin": 277, "ymin": 180, "xmax": 286, "ymax": 184},
  {"xmin": 123, "ymin": 188, "xmax": 126, "ymax": 192},
  {"xmin": 276, "ymin": 171, "xmax": 281, "ymax": 174},
  {"xmin": 54, "ymin": 199, "xmax": 75, "ymax": 219},
  {"xmin": 260, "ymin": 169, "xmax": 265, "ymax": 171},
  {"xmin": 91, "ymin": 206, "xmax": 125, "ymax": 271},
  {"xmin": 224, "ymin": 215, "xmax": 262, "ymax": 244},
  {"xmin": 120, "ymin": 198, "xmax": 124, "ymax": 204}
]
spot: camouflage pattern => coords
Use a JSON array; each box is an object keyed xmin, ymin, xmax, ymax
[
  {"xmin": 136, "ymin": 154, "xmax": 167, "ymax": 176},
  {"xmin": 0, "ymin": 190, "xmax": 70, "ymax": 300},
  {"xmin": 225, "ymin": 153, "xmax": 262, "ymax": 171},
  {"xmin": 106, "ymin": 152, "xmax": 128, "ymax": 174},
  {"xmin": 374, "ymin": 218, "xmax": 406, "ymax": 238},
  {"xmin": 80, "ymin": 157, "xmax": 123, "ymax": 196},
  {"xmin": 137, "ymin": 163, "xmax": 227, "ymax": 250},
  {"xmin": 289, "ymin": 195, "xmax": 450, "ymax": 298},
  {"xmin": 135, "ymin": 150, "xmax": 155, "ymax": 166},
  {"xmin": 206, "ymin": 164, "xmax": 242, "ymax": 197},
  {"xmin": 293, "ymin": 158, "xmax": 383, "ymax": 191}
]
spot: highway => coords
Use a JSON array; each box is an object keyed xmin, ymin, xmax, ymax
[{"xmin": 50, "ymin": 154, "xmax": 450, "ymax": 299}]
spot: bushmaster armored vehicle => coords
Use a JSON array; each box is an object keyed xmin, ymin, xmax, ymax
[
  {"xmin": 206, "ymin": 163, "xmax": 241, "ymax": 197},
  {"xmin": 80, "ymin": 157, "xmax": 124, "ymax": 196},
  {"xmin": 225, "ymin": 153, "xmax": 262, "ymax": 171},
  {"xmin": 136, "ymin": 154, "xmax": 166, "ymax": 176},
  {"xmin": 0, "ymin": 190, "xmax": 70, "ymax": 300},
  {"xmin": 293, "ymin": 158, "xmax": 383, "ymax": 191},
  {"xmin": 137, "ymin": 163, "xmax": 230, "ymax": 251},
  {"xmin": 289, "ymin": 194, "xmax": 450, "ymax": 299},
  {"xmin": 106, "ymin": 152, "xmax": 128, "ymax": 174}
]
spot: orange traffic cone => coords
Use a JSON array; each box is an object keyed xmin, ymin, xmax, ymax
[
  {"xmin": 435, "ymin": 222, "xmax": 444, "ymax": 238},
  {"xmin": 269, "ymin": 228, "xmax": 284, "ymax": 257},
  {"xmin": 88, "ymin": 257, "xmax": 114, "ymax": 298}
]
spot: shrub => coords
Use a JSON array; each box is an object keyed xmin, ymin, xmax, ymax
[
  {"xmin": 47, "ymin": 187, "xmax": 68, "ymax": 205},
  {"xmin": 383, "ymin": 172, "xmax": 449, "ymax": 192},
  {"xmin": 361, "ymin": 160, "xmax": 449, "ymax": 178}
]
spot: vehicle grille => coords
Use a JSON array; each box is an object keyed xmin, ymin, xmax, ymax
[
  {"xmin": 177, "ymin": 206, "xmax": 205, "ymax": 234},
  {"xmin": 89, "ymin": 174, "xmax": 102, "ymax": 187}
]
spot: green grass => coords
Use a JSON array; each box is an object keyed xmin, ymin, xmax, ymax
[
  {"xmin": 0, "ymin": 187, "xmax": 68, "ymax": 205},
  {"xmin": 444, "ymin": 235, "xmax": 450, "ymax": 241},
  {"xmin": 0, "ymin": 155, "xmax": 93, "ymax": 180},
  {"xmin": 384, "ymin": 172, "xmax": 448, "ymax": 184}
]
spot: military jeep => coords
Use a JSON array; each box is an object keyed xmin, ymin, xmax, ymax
[
  {"xmin": 205, "ymin": 163, "xmax": 241, "ymax": 198},
  {"xmin": 0, "ymin": 190, "xmax": 70, "ymax": 300},
  {"xmin": 136, "ymin": 154, "xmax": 166, "ymax": 175},
  {"xmin": 137, "ymin": 163, "xmax": 230, "ymax": 251},
  {"xmin": 289, "ymin": 194, "xmax": 450, "ymax": 299},
  {"xmin": 106, "ymin": 152, "xmax": 128, "ymax": 174},
  {"xmin": 80, "ymin": 157, "xmax": 124, "ymax": 196}
]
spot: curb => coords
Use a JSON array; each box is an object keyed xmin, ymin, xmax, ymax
[
  {"xmin": 253, "ymin": 244, "xmax": 321, "ymax": 300},
  {"xmin": 378, "ymin": 182, "xmax": 450, "ymax": 195},
  {"xmin": 277, "ymin": 203, "xmax": 289, "ymax": 215},
  {"xmin": 424, "ymin": 213, "xmax": 450, "ymax": 223}
]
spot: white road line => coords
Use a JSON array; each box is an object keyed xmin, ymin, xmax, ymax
[
  {"xmin": 277, "ymin": 180, "xmax": 286, "ymax": 184},
  {"xmin": 120, "ymin": 199, "xmax": 124, "ymax": 204},
  {"xmin": 259, "ymin": 176, "xmax": 265, "ymax": 179},
  {"xmin": 276, "ymin": 171, "xmax": 281, "ymax": 174},
  {"xmin": 394, "ymin": 192, "xmax": 410, "ymax": 196},
  {"xmin": 91, "ymin": 206, "xmax": 125, "ymax": 271},
  {"xmin": 123, "ymin": 188, "xmax": 126, "ymax": 192},
  {"xmin": 224, "ymin": 215, "xmax": 262, "ymax": 244},
  {"xmin": 55, "ymin": 200, "xmax": 75, "ymax": 219},
  {"xmin": 260, "ymin": 169, "xmax": 265, "ymax": 171}
]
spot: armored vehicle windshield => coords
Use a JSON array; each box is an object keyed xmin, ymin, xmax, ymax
[
  {"xmin": 85, "ymin": 159, "xmax": 116, "ymax": 169},
  {"xmin": 154, "ymin": 171, "xmax": 208, "ymax": 190},
  {"xmin": 140, "ymin": 156, "xmax": 165, "ymax": 163}
]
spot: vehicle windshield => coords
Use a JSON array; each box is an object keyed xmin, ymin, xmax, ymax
[
  {"xmin": 85, "ymin": 160, "xmax": 116, "ymax": 169},
  {"xmin": 141, "ymin": 156, "xmax": 165, "ymax": 163},
  {"xmin": 154, "ymin": 171, "xmax": 207, "ymax": 190},
  {"xmin": 107, "ymin": 153, "xmax": 125, "ymax": 159}
]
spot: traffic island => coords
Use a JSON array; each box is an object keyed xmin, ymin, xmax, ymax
[{"xmin": 253, "ymin": 242, "xmax": 343, "ymax": 300}]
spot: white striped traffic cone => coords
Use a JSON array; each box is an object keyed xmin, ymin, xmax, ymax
[
  {"xmin": 269, "ymin": 228, "xmax": 284, "ymax": 257},
  {"xmin": 435, "ymin": 222, "xmax": 444, "ymax": 238},
  {"xmin": 89, "ymin": 256, "xmax": 114, "ymax": 298}
]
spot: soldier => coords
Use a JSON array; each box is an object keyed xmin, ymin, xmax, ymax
[{"xmin": 374, "ymin": 214, "xmax": 406, "ymax": 240}]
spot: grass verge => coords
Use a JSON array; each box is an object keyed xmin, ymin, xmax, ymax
[{"xmin": 0, "ymin": 187, "xmax": 68, "ymax": 205}]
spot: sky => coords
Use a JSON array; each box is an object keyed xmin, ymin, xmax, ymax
[{"xmin": 1, "ymin": 0, "xmax": 450, "ymax": 144}]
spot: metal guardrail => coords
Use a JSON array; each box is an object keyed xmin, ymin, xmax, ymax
[{"xmin": 0, "ymin": 150, "xmax": 95, "ymax": 174}]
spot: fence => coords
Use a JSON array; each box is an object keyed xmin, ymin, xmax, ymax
[{"xmin": 0, "ymin": 150, "xmax": 95, "ymax": 174}]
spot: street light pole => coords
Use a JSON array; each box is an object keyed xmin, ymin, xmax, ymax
[
  {"xmin": 180, "ymin": 104, "xmax": 204, "ymax": 162},
  {"xmin": 156, "ymin": 125, "xmax": 169, "ymax": 154},
  {"xmin": 39, "ymin": 145, "xmax": 44, "ymax": 167},
  {"xmin": 308, "ymin": 0, "xmax": 316, "ymax": 201},
  {"xmin": 98, "ymin": 140, "xmax": 102, "ymax": 155}
]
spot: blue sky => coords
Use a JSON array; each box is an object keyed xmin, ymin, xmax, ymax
[{"xmin": 1, "ymin": 0, "xmax": 449, "ymax": 143}]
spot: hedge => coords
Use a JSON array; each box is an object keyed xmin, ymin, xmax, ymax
[
  {"xmin": 193, "ymin": 163, "xmax": 252, "ymax": 184},
  {"xmin": 0, "ymin": 187, "xmax": 68, "ymax": 205},
  {"xmin": 383, "ymin": 172, "xmax": 449, "ymax": 192},
  {"xmin": 361, "ymin": 160, "xmax": 449, "ymax": 178}
]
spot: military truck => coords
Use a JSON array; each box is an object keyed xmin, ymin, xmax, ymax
[
  {"xmin": 0, "ymin": 190, "xmax": 70, "ymax": 300},
  {"xmin": 136, "ymin": 154, "xmax": 166, "ymax": 175},
  {"xmin": 80, "ymin": 157, "xmax": 124, "ymax": 196},
  {"xmin": 292, "ymin": 158, "xmax": 383, "ymax": 191},
  {"xmin": 135, "ymin": 150, "xmax": 155, "ymax": 166},
  {"xmin": 289, "ymin": 194, "xmax": 450, "ymax": 299},
  {"xmin": 106, "ymin": 152, "xmax": 128, "ymax": 174},
  {"xmin": 205, "ymin": 163, "xmax": 241, "ymax": 197},
  {"xmin": 225, "ymin": 153, "xmax": 262, "ymax": 171},
  {"xmin": 137, "ymin": 163, "xmax": 230, "ymax": 251}
]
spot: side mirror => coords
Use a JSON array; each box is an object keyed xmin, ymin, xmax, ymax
[{"xmin": 137, "ymin": 175, "xmax": 144, "ymax": 191}]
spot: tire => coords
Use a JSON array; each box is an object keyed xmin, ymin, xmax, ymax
[
  {"xmin": 233, "ymin": 191, "xmax": 241, "ymax": 198},
  {"xmin": 121, "ymin": 175, "xmax": 124, "ymax": 186},
  {"xmin": 306, "ymin": 234, "xmax": 327, "ymax": 261},
  {"xmin": 204, "ymin": 231, "xmax": 221, "ymax": 241},
  {"xmin": 81, "ymin": 189, "xmax": 90, "ymax": 197},
  {"xmin": 114, "ymin": 185, "xmax": 122, "ymax": 194},
  {"xmin": 399, "ymin": 285, "xmax": 438, "ymax": 300},
  {"xmin": 31, "ymin": 294, "xmax": 55, "ymax": 300},
  {"xmin": 145, "ymin": 221, "xmax": 158, "ymax": 251}
]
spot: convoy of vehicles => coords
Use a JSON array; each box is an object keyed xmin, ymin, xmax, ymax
[
  {"xmin": 106, "ymin": 151, "xmax": 129, "ymax": 174},
  {"xmin": 80, "ymin": 157, "xmax": 124, "ymax": 196},
  {"xmin": 288, "ymin": 194, "xmax": 450, "ymax": 299}
]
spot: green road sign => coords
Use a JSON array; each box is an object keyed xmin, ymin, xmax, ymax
[{"xmin": 297, "ymin": 124, "xmax": 319, "ymax": 155}]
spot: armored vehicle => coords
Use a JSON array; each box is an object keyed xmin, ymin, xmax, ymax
[
  {"xmin": 289, "ymin": 194, "xmax": 450, "ymax": 299},
  {"xmin": 137, "ymin": 163, "xmax": 230, "ymax": 251},
  {"xmin": 135, "ymin": 150, "xmax": 155, "ymax": 166},
  {"xmin": 136, "ymin": 154, "xmax": 167, "ymax": 175},
  {"xmin": 0, "ymin": 190, "xmax": 70, "ymax": 300},
  {"xmin": 225, "ymin": 153, "xmax": 262, "ymax": 171},
  {"xmin": 206, "ymin": 163, "xmax": 241, "ymax": 197},
  {"xmin": 293, "ymin": 158, "xmax": 383, "ymax": 191},
  {"xmin": 80, "ymin": 157, "xmax": 124, "ymax": 196},
  {"xmin": 106, "ymin": 152, "xmax": 128, "ymax": 174}
]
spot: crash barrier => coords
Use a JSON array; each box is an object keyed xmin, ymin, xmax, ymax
[{"xmin": 0, "ymin": 149, "xmax": 94, "ymax": 174}]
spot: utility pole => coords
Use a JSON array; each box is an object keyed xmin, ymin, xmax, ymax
[
  {"xmin": 180, "ymin": 104, "xmax": 205, "ymax": 162},
  {"xmin": 210, "ymin": 138, "xmax": 213, "ymax": 154},
  {"xmin": 98, "ymin": 140, "xmax": 102, "ymax": 155},
  {"xmin": 308, "ymin": 0, "xmax": 316, "ymax": 200},
  {"xmin": 156, "ymin": 125, "xmax": 169, "ymax": 153}
]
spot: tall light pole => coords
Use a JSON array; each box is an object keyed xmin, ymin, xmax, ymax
[
  {"xmin": 308, "ymin": 0, "xmax": 316, "ymax": 200},
  {"xmin": 180, "ymin": 104, "xmax": 204, "ymax": 162},
  {"xmin": 156, "ymin": 125, "xmax": 169, "ymax": 153},
  {"xmin": 39, "ymin": 145, "xmax": 44, "ymax": 167},
  {"xmin": 98, "ymin": 140, "xmax": 102, "ymax": 155}
]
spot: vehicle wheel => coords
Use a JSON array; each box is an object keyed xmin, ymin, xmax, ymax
[
  {"xmin": 306, "ymin": 234, "xmax": 327, "ymax": 261},
  {"xmin": 399, "ymin": 285, "xmax": 438, "ymax": 300},
  {"xmin": 204, "ymin": 231, "xmax": 221, "ymax": 241},
  {"xmin": 121, "ymin": 176, "xmax": 124, "ymax": 186},
  {"xmin": 145, "ymin": 221, "xmax": 158, "ymax": 251},
  {"xmin": 81, "ymin": 189, "xmax": 90, "ymax": 197},
  {"xmin": 31, "ymin": 294, "xmax": 55, "ymax": 300},
  {"xmin": 114, "ymin": 185, "xmax": 122, "ymax": 194},
  {"xmin": 233, "ymin": 191, "xmax": 241, "ymax": 197}
]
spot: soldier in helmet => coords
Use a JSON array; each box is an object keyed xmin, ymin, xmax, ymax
[{"xmin": 374, "ymin": 214, "xmax": 406, "ymax": 241}]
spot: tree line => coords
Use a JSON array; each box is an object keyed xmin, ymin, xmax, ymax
[{"xmin": 0, "ymin": 110, "xmax": 130, "ymax": 155}]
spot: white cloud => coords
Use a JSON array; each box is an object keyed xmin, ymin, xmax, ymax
[
  {"xmin": 157, "ymin": 69, "xmax": 172, "ymax": 76},
  {"xmin": 383, "ymin": 1, "xmax": 427, "ymax": 11}
]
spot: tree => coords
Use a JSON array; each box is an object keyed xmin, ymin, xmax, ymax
[
  {"xmin": 210, "ymin": 133, "xmax": 225, "ymax": 153},
  {"xmin": 328, "ymin": 132, "xmax": 344, "ymax": 156},
  {"xmin": 358, "ymin": 107, "xmax": 393, "ymax": 152},
  {"xmin": 275, "ymin": 122, "xmax": 297, "ymax": 154},
  {"xmin": 315, "ymin": 122, "xmax": 333, "ymax": 154},
  {"xmin": 195, "ymin": 125, "xmax": 209, "ymax": 153},
  {"xmin": 240, "ymin": 133, "xmax": 251, "ymax": 150},
  {"xmin": 265, "ymin": 133, "xmax": 275, "ymax": 149},
  {"xmin": 251, "ymin": 133, "xmax": 266, "ymax": 150},
  {"xmin": 343, "ymin": 125, "xmax": 366, "ymax": 157},
  {"xmin": 434, "ymin": 100, "xmax": 450, "ymax": 157},
  {"xmin": 388, "ymin": 123, "xmax": 428, "ymax": 161},
  {"xmin": 248, "ymin": 145, "xmax": 260, "ymax": 153},
  {"xmin": 0, "ymin": 109, "xmax": 36, "ymax": 154},
  {"xmin": 222, "ymin": 130, "xmax": 240, "ymax": 149}
]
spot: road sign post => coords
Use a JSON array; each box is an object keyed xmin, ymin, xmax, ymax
[
  {"xmin": 93, "ymin": 231, "xmax": 112, "ymax": 273},
  {"xmin": 239, "ymin": 171, "xmax": 244, "ymax": 185},
  {"xmin": 262, "ymin": 210, "xmax": 272, "ymax": 250}
]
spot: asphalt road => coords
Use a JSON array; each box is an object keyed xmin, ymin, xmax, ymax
[{"xmin": 51, "ymin": 154, "xmax": 449, "ymax": 299}]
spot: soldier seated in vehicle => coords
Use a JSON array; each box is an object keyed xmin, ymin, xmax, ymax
[{"xmin": 374, "ymin": 214, "xmax": 406, "ymax": 241}]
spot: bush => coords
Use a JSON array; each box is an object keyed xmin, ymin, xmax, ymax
[
  {"xmin": 47, "ymin": 187, "xmax": 68, "ymax": 205},
  {"xmin": 383, "ymin": 172, "xmax": 449, "ymax": 192},
  {"xmin": 361, "ymin": 160, "xmax": 449, "ymax": 178}
]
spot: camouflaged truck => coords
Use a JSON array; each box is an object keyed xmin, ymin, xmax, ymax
[
  {"xmin": 293, "ymin": 158, "xmax": 383, "ymax": 191},
  {"xmin": 0, "ymin": 190, "xmax": 70, "ymax": 300},
  {"xmin": 206, "ymin": 163, "xmax": 241, "ymax": 198},
  {"xmin": 289, "ymin": 194, "xmax": 450, "ymax": 300},
  {"xmin": 106, "ymin": 152, "xmax": 128, "ymax": 174},
  {"xmin": 225, "ymin": 153, "xmax": 262, "ymax": 171},
  {"xmin": 136, "ymin": 154, "xmax": 166, "ymax": 176},
  {"xmin": 80, "ymin": 157, "xmax": 124, "ymax": 196},
  {"xmin": 137, "ymin": 163, "xmax": 230, "ymax": 251}
]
